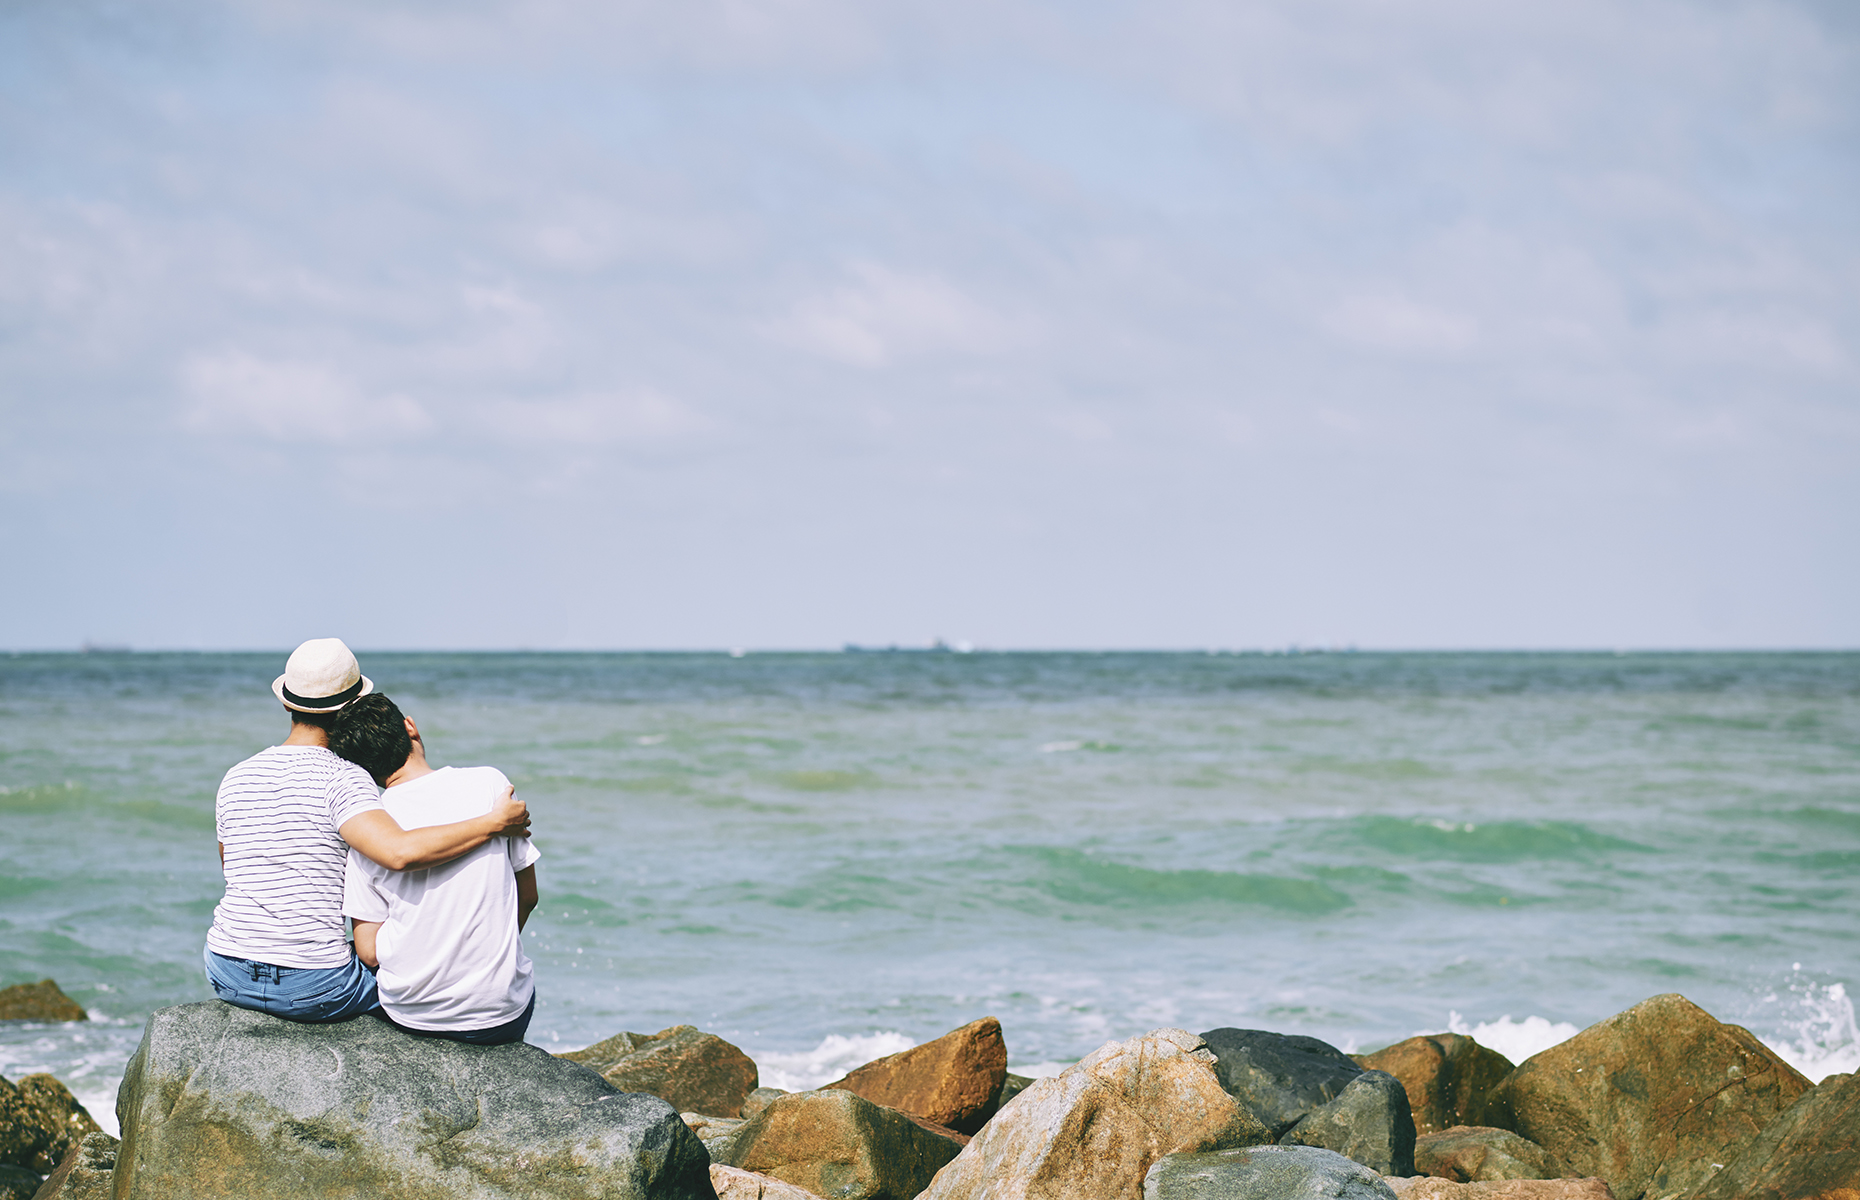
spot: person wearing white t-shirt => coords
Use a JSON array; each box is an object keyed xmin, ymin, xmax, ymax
[{"xmin": 331, "ymin": 693, "xmax": 541, "ymax": 1046}]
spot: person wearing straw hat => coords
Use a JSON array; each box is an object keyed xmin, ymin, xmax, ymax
[{"xmin": 203, "ymin": 637, "xmax": 532, "ymax": 1022}]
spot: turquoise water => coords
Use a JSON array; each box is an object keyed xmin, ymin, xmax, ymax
[{"xmin": 2, "ymin": 651, "xmax": 1856, "ymax": 1132}]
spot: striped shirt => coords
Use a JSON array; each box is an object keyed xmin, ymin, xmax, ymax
[{"xmin": 205, "ymin": 745, "xmax": 385, "ymax": 968}]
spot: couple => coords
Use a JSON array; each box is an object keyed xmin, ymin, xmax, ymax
[{"xmin": 202, "ymin": 638, "xmax": 541, "ymax": 1045}]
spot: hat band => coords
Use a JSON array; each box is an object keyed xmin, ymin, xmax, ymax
[{"xmin": 282, "ymin": 678, "xmax": 364, "ymax": 710}]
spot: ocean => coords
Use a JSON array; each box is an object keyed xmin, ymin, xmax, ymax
[{"xmin": 2, "ymin": 650, "xmax": 1856, "ymax": 1135}]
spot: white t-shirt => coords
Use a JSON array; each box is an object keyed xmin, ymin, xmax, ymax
[
  {"xmin": 207, "ymin": 745, "xmax": 386, "ymax": 969},
  {"xmin": 342, "ymin": 766, "xmax": 541, "ymax": 1031}
]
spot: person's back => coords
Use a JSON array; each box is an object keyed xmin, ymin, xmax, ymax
[
  {"xmin": 348, "ymin": 766, "xmax": 538, "ymax": 1035},
  {"xmin": 333, "ymin": 693, "xmax": 540, "ymax": 1045}
]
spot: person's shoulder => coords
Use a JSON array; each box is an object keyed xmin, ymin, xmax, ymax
[{"xmin": 447, "ymin": 765, "xmax": 512, "ymax": 790}]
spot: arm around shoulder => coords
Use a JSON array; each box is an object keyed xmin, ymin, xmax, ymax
[{"xmin": 340, "ymin": 785, "xmax": 531, "ymax": 871}]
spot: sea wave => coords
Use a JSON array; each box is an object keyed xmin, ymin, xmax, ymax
[
  {"xmin": 1352, "ymin": 816, "xmax": 1650, "ymax": 862},
  {"xmin": 1013, "ymin": 846, "xmax": 1353, "ymax": 914},
  {"xmin": 754, "ymin": 1031, "xmax": 916, "ymax": 1092}
]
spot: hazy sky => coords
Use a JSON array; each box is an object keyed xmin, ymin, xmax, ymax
[{"xmin": 3, "ymin": 0, "xmax": 1856, "ymax": 650}]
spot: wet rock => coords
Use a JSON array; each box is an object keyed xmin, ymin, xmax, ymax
[
  {"xmin": 825, "ymin": 1017, "xmax": 1007, "ymax": 1136},
  {"xmin": 114, "ymin": 1001, "xmax": 714, "ymax": 1199},
  {"xmin": 919, "ymin": 1027, "xmax": 1272, "ymax": 1200},
  {"xmin": 709, "ymin": 1164, "xmax": 828, "ymax": 1200},
  {"xmin": 1690, "ymin": 1069, "xmax": 1860, "ymax": 1200},
  {"xmin": 1358, "ymin": 1035, "xmax": 1514, "ymax": 1135},
  {"xmin": 743, "ymin": 1088, "xmax": 788, "ymax": 1119},
  {"xmin": 1483, "ymin": 993, "xmax": 1808, "ymax": 1200},
  {"xmin": 0, "ymin": 983, "xmax": 85, "ymax": 1024},
  {"xmin": 1, "ymin": 1074, "xmax": 102, "ymax": 1175},
  {"xmin": 1143, "ymin": 1144, "xmax": 1398, "ymax": 1200},
  {"xmin": 717, "ymin": 1088, "xmax": 961, "ymax": 1200},
  {"xmin": 1385, "ymin": 1178, "xmax": 1614, "ymax": 1200},
  {"xmin": 1200, "ymin": 1029, "xmax": 1365, "ymax": 1137},
  {"xmin": 562, "ymin": 1024, "xmax": 761, "ymax": 1118},
  {"xmin": 993, "ymin": 1074, "xmax": 1033, "ymax": 1112},
  {"xmin": 1280, "ymin": 1070, "xmax": 1416, "ymax": 1176},
  {"xmin": 28, "ymin": 1132, "xmax": 117, "ymax": 1200},
  {"xmin": 1413, "ymin": 1126, "xmax": 1566, "ymax": 1183},
  {"xmin": 0, "ymin": 1164, "xmax": 39, "ymax": 1200}
]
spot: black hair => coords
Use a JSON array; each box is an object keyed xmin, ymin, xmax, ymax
[
  {"xmin": 288, "ymin": 708, "xmax": 339, "ymax": 731},
  {"xmin": 328, "ymin": 693, "xmax": 413, "ymax": 787}
]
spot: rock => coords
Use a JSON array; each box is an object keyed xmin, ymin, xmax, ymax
[
  {"xmin": 919, "ymin": 1027, "xmax": 1272, "ymax": 1200},
  {"xmin": 686, "ymin": 1113, "xmax": 750, "ymax": 1162},
  {"xmin": 1690, "ymin": 1069, "xmax": 1860, "ymax": 1200},
  {"xmin": 1143, "ymin": 1144, "xmax": 1398, "ymax": 1199},
  {"xmin": 994, "ymin": 1074, "xmax": 1033, "ymax": 1112},
  {"xmin": 0, "ymin": 1165, "xmax": 40, "ymax": 1200},
  {"xmin": 1414, "ymin": 1127, "xmax": 1566, "ymax": 1183},
  {"xmin": 1280, "ymin": 1070, "xmax": 1417, "ymax": 1176},
  {"xmin": 1358, "ymin": 1035, "xmax": 1514, "ymax": 1135},
  {"xmin": 0, "ymin": 983, "xmax": 85, "ymax": 1024},
  {"xmin": 28, "ymin": 1132, "xmax": 117, "ymax": 1200},
  {"xmin": 709, "ymin": 1164, "xmax": 829, "ymax": 1200},
  {"xmin": 562, "ymin": 1024, "xmax": 761, "ymax": 1118},
  {"xmin": 114, "ymin": 1001, "xmax": 714, "ymax": 1199},
  {"xmin": 744, "ymin": 1088, "xmax": 789, "ymax": 1119},
  {"xmin": 718, "ymin": 1088, "xmax": 962, "ymax": 1200},
  {"xmin": 1385, "ymin": 1178, "xmax": 1615, "ymax": 1200},
  {"xmin": 1, "ymin": 1074, "xmax": 102, "ymax": 1175},
  {"xmin": 824, "ymin": 1017, "xmax": 1007, "ymax": 1136},
  {"xmin": 1200, "ymin": 1028, "xmax": 1366, "ymax": 1137},
  {"xmin": 1483, "ymin": 994, "xmax": 1808, "ymax": 1200}
]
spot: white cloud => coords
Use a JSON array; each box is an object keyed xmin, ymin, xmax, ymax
[
  {"xmin": 179, "ymin": 351, "xmax": 433, "ymax": 443},
  {"xmin": 471, "ymin": 390, "xmax": 715, "ymax": 444},
  {"xmin": 764, "ymin": 264, "xmax": 1014, "ymax": 367},
  {"xmin": 1324, "ymin": 291, "xmax": 1479, "ymax": 356}
]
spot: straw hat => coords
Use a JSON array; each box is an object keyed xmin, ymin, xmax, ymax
[{"xmin": 272, "ymin": 638, "xmax": 375, "ymax": 713}]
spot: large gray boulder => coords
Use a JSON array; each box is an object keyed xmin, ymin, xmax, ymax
[
  {"xmin": 1142, "ymin": 1144, "xmax": 1399, "ymax": 1200},
  {"xmin": 1199, "ymin": 1030, "xmax": 1367, "ymax": 1137},
  {"xmin": 1279, "ymin": 1071, "xmax": 1416, "ymax": 1176},
  {"xmin": 113, "ymin": 1002, "xmax": 716, "ymax": 1200}
]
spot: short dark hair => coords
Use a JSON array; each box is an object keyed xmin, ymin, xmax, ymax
[
  {"xmin": 329, "ymin": 693, "xmax": 412, "ymax": 787},
  {"xmin": 288, "ymin": 707, "xmax": 339, "ymax": 730}
]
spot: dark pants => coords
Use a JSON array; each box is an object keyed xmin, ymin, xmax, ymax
[{"xmin": 373, "ymin": 991, "xmax": 536, "ymax": 1046}]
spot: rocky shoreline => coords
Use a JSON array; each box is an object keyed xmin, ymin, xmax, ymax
[{"xmin": 2, "ymin": 978, "xmax": 1854, "ymax": 1200}]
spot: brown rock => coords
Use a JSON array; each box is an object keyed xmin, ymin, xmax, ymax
[
  {"xmin": 1484, "ymin": 994, "xmax": 1809, "ymax": 1200},
  {"xmin": 825, "ymin": 1017, "xmax": 1007, "ymax": 1135},
  {"xmin": 709, "ymin": 1164, "xmax": 828, "ymax": 1200},
  {"xmin": 1, "ymin": 1076, "xmax": 102, "ymax": 1176},
  {"xmin": 1416, "ymin": 1126, "xmax": 1567, "ymax": 1182},
  {"xmin": 0, "ymin": 983, "xmax": 85, "ymax": 1025},
  {"xmin": 561, "ymin": 1024, "xmax": 760, "ymax": 1117},
  {"xmin": 1387, "ymin": 1178, "xmax": 1615, "ymax": 1200},
  {"xmin": 29, "ymin": 1132, "xmax": 117, "ymax": 1200},
  {"xmin": 718, "ymin": 1088, "xmax": 963, "ymax": 1200},
  {"xmin": 743, "ymin": 1088, "xmax": 789, "ymax": 1119},
  {"xmin": 1690, "ymin": 1070, "xmax": 1860, "ymax": 1200},
  {"xmin": 918, "ymin": 1027, "xmax": 1273, "ymax": 1200},
  {"xmin": 1360, "ymin": 1034, "xmax": 1515, "ymax": 1135}
]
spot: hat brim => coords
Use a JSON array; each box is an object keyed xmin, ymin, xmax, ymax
[{"xmin": 272, "ymin": 674, "xmax": 375, "ymax": 713}]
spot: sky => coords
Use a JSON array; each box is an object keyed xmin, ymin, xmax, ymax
[{"xmin": 2, "ymin": 0, "xmax": 1856, "ymax": 651}]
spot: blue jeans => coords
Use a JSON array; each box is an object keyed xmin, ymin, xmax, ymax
[
  {"xmin": 375, "ymin": 990, "xmax": 536, "ymax": 1046},
  {"xmin": 204, "ymin": 946, "xmax": 379, "ymax": 1023}
]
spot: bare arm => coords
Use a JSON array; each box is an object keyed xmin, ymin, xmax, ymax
[
  {"xmin": 351, "ymin": 920, "xmax": 382, "ymax": 969},
  {"xmin": 515, "ymin": 865, "xmax": 538, "ymax": 931},
  {"xmin": 339, "ymin": 785, "xmax": 530, "ymax": 872}
]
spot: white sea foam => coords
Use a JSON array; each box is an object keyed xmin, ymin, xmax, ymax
[
  {"xmin": 1442, "ymin": 1011, "xmax": 1581, "ymax": 1064},
  {"xmin": 1754, "ymin": 976, "xmax": 1859, "ymax": 1083},
  {"xmin": 754, "ymin": 1031, "xmax": 917, "ymax": 1092}
]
